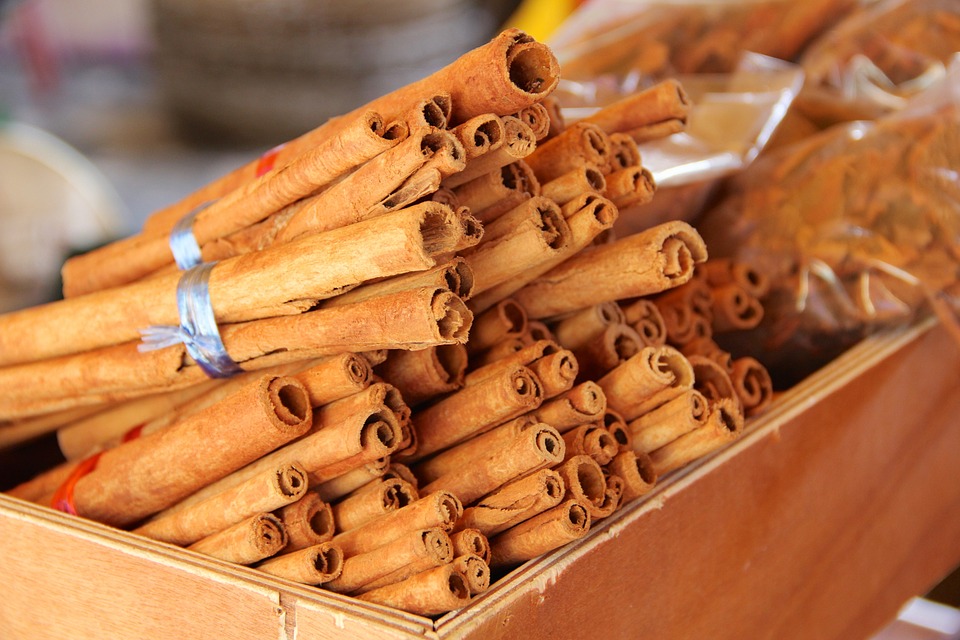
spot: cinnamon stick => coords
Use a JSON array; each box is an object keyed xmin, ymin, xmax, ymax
[
  {"xmin": 357, "ymin": 562, "xmax": 471, "ymax": 616},
  {"xmin": 325, "ymin": 527, "xmax": 453, "ymax": 595},
  {"xmin": 467, "ymin": 298, "xmax": 528, "ymax": 354},
  {"xmin": 134, "ymin": 462, "xmax": 308, "ymax": 546},
  {"xmin": 608, "ymin": 450, "xmax": 657, "ymax": 503},
  {"xmin": 531, "ymin": 381, "xmax": 606, "ymax": 433},
  {"xmin": 256, "ymin": 541, "xmax": 343, "ymax": 585},
  {"xmin": 554, "ymin": 455, "xmax": 608, "ymax": 518},
  {"xmin": 596, "ymin": 345, "xmax": 694, "ymax": 420},
  {"xmin": 581, "ymin": 79, "xmax": 691, "ymax": 137},
  {"xmin": 274, "ymin": 491, "xmax": 336, "ymax": 553},
  {"xmin": 561, "ymin": 423, "xmax": 619, "ymax": 465},
  {"xmin": 376, "ymin": 343, "xmax": 468, "ymax": 408},
  {"xmin": 450, "ymin": 529, "xmax": 491, "ymax": 565},
  {"xmin": 457, "ymin": 468, "xmax": 565, "ymax": 537},
  {"xmin": 452, "ymin": 554, "xmax": 491, "ymax": 595},
  {"xmin": 730, "ymin": 357, "xmax": 774, "ymax": 417},
  {"xmin": 628, "ymin": 389, "xmax": 710, "ymax": 453},
  {"xmin": 511, "ymin": 220, "xmax": 707, "ymax": 319},
  {"xmin": 550, "ymin": 302, "xmax": 625, "ymax": 351},
  {"xmin": 539, "ymin": 164, "xmax": 606, "ymax": 205},
  {"xmin": 313, "ymin": 460, "xmax": 388, "ymax": 503},
  {"xmin": 187, "ymin": 513, "xmax": 287, "ymax": 565},
  {"xmin": 332, "ymin": 478, "xmax": 418, "ymax": 533},
  {"xmin": 488, "ymin": 499, "xmax": 591, "ymax": 567},
  {"xmin": 621, "ymin": 299, "xmax": 667, "ymax": 347},
  {"xmin": 649, "ymin": 397, "xmax": 745, "ymax": 475}
]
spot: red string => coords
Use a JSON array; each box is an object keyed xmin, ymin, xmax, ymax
[
  {"xmin": 255, "ymin": 144, "xmax": 285, "ymax": 177},
  {"xmin": 121, "ymin": 423, "xmax": 146, "ymax": 443},
  {"xmin": 51, "ymin": 452, "xmax": 103, "ymax": 516}
]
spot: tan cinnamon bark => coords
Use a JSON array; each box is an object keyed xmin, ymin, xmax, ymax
[
  {"xmin": 603, "ymin": 409, "xmax": 632, "ymax": 452},
  {"xmin": 710, "ymin": 283, "xmax": 765, "ymax": 332},
  {"xmin": 325, "ymin": 258, "xmax": 475, "ymax": 308},
  {"xmin": 604, "ymin": 166, "xmax": 656, "ymax": 209},
  {"xmin": 688, "ymin": 355, "xmax": 739, "ymax": 407},
  {"xmin": 571, "ymin": 322, "xmax": 645, "ymax": 380},
  {"xmin": 551, "ymin": 302, "xmax": 625, "ymax": 351},
  {"xmin": 649, "ymin": 397, "xmax": 744, "ymax": 475},
  {"xmin": 411, "ymin": 417, "xmax": 540, "ymax": 484},
  {"xmin": 332, "ymin": 491, "xmax": 463, "ymax": 557},
  {"xmin": 452, "ymin": 113, "xmax": 506, "ymax": 160},
  {"xmin": 457, "ymin": 468, "xmax": 565, "ymax": 537},
  {"xmin": 53, "ymin": 381, "xmax": 218, "ymax": 461},
  {"xmin": 420, "ymin": 424, "xmax": 565, "ymax": 505},
  {"xmin": 60, "ymin": 110, "xmax": 407, "ymax": 297},
  {"xmin": 514, "ymin": 102, "xmax": 552, "ymax": 140},
  {"xmin": 313, "ymin": 460, "xmax": 388, "ymax": 503},
  {"xmin": 524, "ymin": 121, "xmax": 611, "ymax": 184},
  {"xmin": 561, "ymin": 423, "xmax": 619, "ymax": 466},
  {"xmin": 453, "ymin": 161, "xmax": 540, "ymax": 224},
  {"xmin": 452, "ymin": 554, "xmax": 491, "ymax": 595},
  {"xmin": 357, "ymin": 563, "xmax": 471, "ymax": 616},
  {"xmin": 187, "ymin": 513, "xmax": 287, "ymax": 565},
  {"xmin": 461, "ymin": 196, "xmax": 571, "ymax": 296},
  {"xmin": 293, "ymin": 353, "xmax": 373, "ymax": 408},
  {"xmin": 443, "ymin": 116, "xmax": 538, "ymax": 188},
  {"xmin": 466, "ymin": 339, "xmax": 560, "ymax": 383},
  {"xmin": 596, "ymin": 345, "xmax": 694, "ymax": 420},
  {"xmin": 41, "ymin": 375, "xmax": 311, "ymax": 527},
  {"xmin": 134, "ymin": 463, "xmax": 308, "ymax": 546},
  {"xmin": 450, "ymin": 529, "xmax": 491, "ymax": 565},
  {"xmin": 256, "ymin": 541, "xmax": 343, "ymax": 585},
  {"xmin": 530, "ymin": 381, "xmax": 606, "ymax": 433},
  {"xmin": 606, "ymin": 133, "xmax": 642, "ymax": 173},
  {"xmin": 554, "ymin": 455, "xmax": 608, "ymax": 517},
  {"xmin": 541, "ymin": 95, "xmax": 566, "ymax": 140},
  {"xmin": 467, "ymin": 298, "xmax": 528, "ymax": 354},
  {"xmin": 700, "ymin": 258, "xmax": 770, "ymax": 299},
  {"xmin": 511, "ymin": 220, "xmax": 707, "ymax": 320},
  {"xmin": 332, "ymin": 478, "xmax": 418, "ymax": 533},
  {"xmin": 526, "ymin": 349, "xmax": 579, "ymax": 399},
  {"xmin": 621, "ymin": 299, "xmax": 668, "ymax": 347},
  {"xmin": 539, "ymin": 164, "xmax": 606, "ymax": 205},
  {"xmin": 628, "ymin": 389, "xmax": 710, "ymax": 453},
  {"xmin": 0, "ymin": 204, "xmax": 463, "ymax": 371},
  {"xmin": 274, "ymin": 491, "xmax": 336, "ymax": 553},
  {"xmin": 382, "ymin": 463, "xmax": 420, "ymax": 490},
  {"xmin": 581, "ymin": 80, "xmax": 691, "ymax": 136},
  {"xmin": 407, "ymin": 364, "xmax": 543, "ymax": 461},
  {"xmin": 608, "ymin": 450, "xmax": 657, "ymax": 503},
  {"xmin": 730, "ymin": 357, "xmax": 774, "ymax": 418},
  {"xmin": 488, "ymin": 499, "xmax": 591, "ymax": 567},
  {"xmin": 467, "ymin": 194, "xmax": 619, "ymax": 314},
  {"xmin": 376, "ymin": 343, "xmax": 468, "ymax": 408},
  {"xmin": 326, "ymin": 528, "xmax": 453, "ymax": 595}
]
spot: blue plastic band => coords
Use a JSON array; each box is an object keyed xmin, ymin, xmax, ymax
[
  {"xmin": 169, "ymin": 202, "xmax": 212, "ymax": 270},
  {"xmin": 137, "ymin": 262, "xmax": 243, "ymax": 379}
]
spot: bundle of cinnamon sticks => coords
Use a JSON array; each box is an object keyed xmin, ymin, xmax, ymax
[{"xmin": 2, "ymin": 28, "xmax": 776, "ymax": 617}]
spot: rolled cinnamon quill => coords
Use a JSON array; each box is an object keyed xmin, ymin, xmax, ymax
[
  {"xmin": 730, "ymin": 357, "xmax": 774, "ymax": 418},
  {"xmin": 580, "ymin": 79, "xmax": 691, "ymax": 137},
  {"xmin": 688, "ymin": 355, "xmax": 739, "ymax": 408},
  {"xmin": 452, "ymin": 113, "xmax": 506, "ymax": 161},
  {"xmin": 376, "ymin": 343, "xmax": 468, "ymax": 408},
  {"xmin": 514, "ymin": 102, "xmax": 552, "ymax": 140},
  {"xmin": 511, "ymin": 220, "xmax": 707, "ymax": 319},
  {"xmin": 526, "ymin": 349, "xmax": 579, "ymax": 399},
  {"xmin": 274, "ymin": 491, "xmax": 336, "ymax": 553},
  {"xmin": 134, "ymin": 463, "xmax": 308, "ymax": 546},
  {"xmin": 443, "ymin": 116, "xmax": 538, "ymax": 189},
  {"xmin": 452, "ymin": 554, "xmax": 491, "ymax": 595},
  {"xmin": 554, "ymin": 455, "xmax": 608, "ymax": 518},
  {"xmin": 466, "ymin": 339, "xmax": 560, "ymax": 383},
  {"xmin": 604, "ymin": 166, "xmax": 656, "ymax": 209},
  {"xmin": 531, "ymin": 381, "xmax": 606, "ymax": 433},
  {"xmin": 453, "ymin": 161, "xmax": 540, "ymax": 225},
  {"xmin": 539, "ymin": 164, "xmax": 606, "ymax": 205},
  {"xmin": 293, "ymin": 353, "xmax": 372, "ymax": 408},
  {"xmin": 620, "ymin": 298, "xmax": 668, "ymax": 348},
  {"xmin": 313, "ymin": 460, "xmax": 388, "ymax": 503},
  {"xmin": 457, "ymin": 468, "xmax": 565, "ymax": 537},
  {"xmin": 357, "ymin": 562, "xmax": 471, "ymax": 616},
  {"xmin": 187, "ymin": 513, "xmax": 287, "ymax": 566},
  {"xmin": 256, "ymin": 541, "xmax": 343, "ymax": 585},
  {"xmin": 61, "ymin": 110, "xmax": 407, "ymax": 297},
  {"xmin": 571, "ymin": 322, "xmax": 645, "ymax": 380},
  {"xmin": 710, "ymin": 283, "xmax": 764, "ymax": 333},
  {"xmin": 524, "ymin": 121, "xmax": 611, "ymax": 184},
  {"xmin": 325, "ymin": 258, "xmax": 475, "ymax": 309},
  {"xmin": 467, "ymin": 298, "xmax": 528, "ymax": 354},
  {"xmin": 325, "ymin": 527, "xmax": 453, "ymax": 595},
  {"xmin": 332, "ymin": 478, "xmax": 418, "ymax": 533},
  {"xmin": 561, "ymin": 423, "xmax": 619, "ymax": 466},
  {"xmin": 43, "ymin": 375, "xmax": 311, "ymax": 527},
  {"xmin": 408, "ymin": 364, "xmax": 543, "ymax": 461},
  {"xmin": 332, "ymin": 491, "xmax": 463, "ymax": 557},
  {"xmin": 628, "ymin": 389, "xmax": 710, "ymax": 453},
  {"xmin": 608, "ymin": 450, "xmax": 657, "ymax": 503},
  {"xmin": 450, "ymin": 529, "xmax": 491, "ymax": 565},
  {"xmin": 420, "ymin": 424, "xmax": 565, "ymax": 505},
  {"xmin": 597, "ymin": 345, "xmax": 694, "ymax": 420},
  {"xmin": 0, "ymin": 204, "xmax": 464, "ymax": 369},
  {"xmin": 488, "ymin": 499, "xmax": 591, "ymax": 568},
  {"xmin": 649, "ymin": 397, "xmax": 745, "ymax": 476},
  {"xmin": 551, "ymin": 302, "xmax": 625, "ymax": 351}
]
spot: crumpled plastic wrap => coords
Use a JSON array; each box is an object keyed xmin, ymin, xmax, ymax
[
  {"xmin": 796, "ymin": 0, "xmax": 960, "ymax": 125},
  {"xmin": 695, "ymin": 58, "xmax": 960, "ymax": 386}
]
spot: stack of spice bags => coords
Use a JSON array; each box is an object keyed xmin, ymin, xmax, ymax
[{"xmin": 1, "ymin": 29, "xmax": 772, "ymax": 616}]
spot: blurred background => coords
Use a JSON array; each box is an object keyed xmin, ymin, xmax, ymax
[{"xmin": 0, "ymin": 0, "xmax": 532, "ymax": 311}]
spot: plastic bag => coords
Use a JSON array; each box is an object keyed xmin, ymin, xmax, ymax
[
  {"xmin": 695, "ymin": 57, "xmax": 960, "ymax": 387},
  {"xmin": 796, "ymin": 0, "xmax": 960, "ymax": 125},
  {"xmin": 549, "ymin": 0, "xmax": 857, "ymax": 80}
]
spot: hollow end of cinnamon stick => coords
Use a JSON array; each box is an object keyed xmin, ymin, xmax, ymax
[
  {"xmin": 266, "ymin": 377, "xmax": 313, "ymax": 428},
  {"xmin": 504, "ymin": 35, "xmax": 560, "ymax": 100},
  {"xmin": 431, "ymin": 289, "xmax": 473, "ymax": 343}
]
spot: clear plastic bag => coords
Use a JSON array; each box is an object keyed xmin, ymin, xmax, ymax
[
  {"xmin": 696, "ymin": 57, "xmax": 960, "ymax": 386},
  {"xmin": 796, "ymin": 0, "xmax": 960, "ymax": 125}
]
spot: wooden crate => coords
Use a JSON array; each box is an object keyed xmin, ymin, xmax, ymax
[{"xmin": 3, "ymin": 319, "xmax": 959, "ymax": 639}]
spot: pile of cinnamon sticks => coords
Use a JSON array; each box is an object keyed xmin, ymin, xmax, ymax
[{"xmin": 2, "ymin": 29, "xmax": 772, "ymax": 617}]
